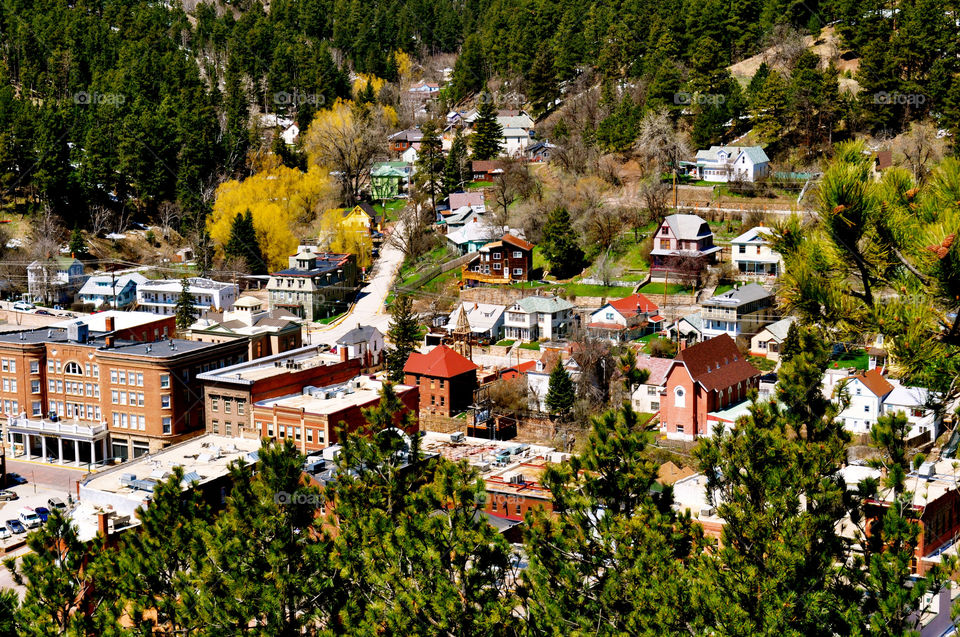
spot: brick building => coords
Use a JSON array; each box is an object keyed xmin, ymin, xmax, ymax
[
  {"xmin": 660, "ymin": 334, "xmax": 761, "ymax": 440},
  {"xmin": 52, "ymin": 311, "xmax": 176, "ymax": 343},
  {"xmin": 253, "ymin": 375, "xmax": 419, "ymax": 453},
  {"xmin": 196, "ymin": 344, "xmax": 363, "ymax": 439},
  {"xmin": 404, "ymin": 345, "xmax": 478, "ymax": 417},
  {"xmin": 187, "ymin": 296, "xmax": 302, "ymax": 360},
  {"xmin": 0, "ymin": 322, "xmax": 248, "ymax": 464},
  {"xmin": 462, "ymin": 234, "xmax": 535, "ymax": 285}
]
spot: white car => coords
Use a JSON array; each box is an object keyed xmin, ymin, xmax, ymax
[
  {"xmin": 12, "ymin": 302, "xmax": 34, "ymax": 312},
  {"xmin": 0, "ymin": 526, "xmax": 11, "ymax": 540}
]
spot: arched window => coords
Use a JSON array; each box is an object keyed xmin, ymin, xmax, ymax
[
  {"xmin": 64, "ymin": 361, "xmax": 83, "ymax": 375},
  {"xmin": 674, "ymin": 386, "xmax": 686, "ymax": 408}
]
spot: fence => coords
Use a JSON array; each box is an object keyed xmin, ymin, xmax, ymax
[{"xmin": 394, "ymin": 252, "xmax": 476, "ymax": 295}]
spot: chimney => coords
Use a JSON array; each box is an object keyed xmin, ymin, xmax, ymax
[
  {"xmin": 105, "ymin": 335, "xmax": 115, "ymax": 348},
  {"xmin": 340, "ymin": 346, "xmax": 348, "ymax": 362},
  {"xmin": 97, "ymin": 511, "xmax": 109, "ymax": 536},
  {"xmin": 105, "ymin": 316, "xmax": 115, "ymax": 332}
]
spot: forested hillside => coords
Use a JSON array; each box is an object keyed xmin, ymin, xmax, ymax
[{"xmin": 0, "ymin": 0, "xmax": 956, "ymax": 230}]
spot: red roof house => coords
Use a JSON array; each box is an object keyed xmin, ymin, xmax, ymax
[
  {"xmin": 587, "ymin": 293, "xmax": 664, "ymax": 342},
  {"xmin": 660, "ymin": 334, "xmax": 760, "ymax": 440},
  {"xmin": 404, "ymin": 345, "xmax": 479, "ymax": 417}
]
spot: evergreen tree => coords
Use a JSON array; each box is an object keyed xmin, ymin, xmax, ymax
[
  {"xmin": 779, "ymin": 320, "xmax": 801, "ymax": 363},
  {"xmin": 443, "ymin": 130, "xmax": 469, "ymax": 195},
  {"xmin": 68, "ymin": 227, "xmax": 85, "ymax": 256},
  {"xmin": 225, "ymin": 209, "xmax": 266, "ymax": 274},
  {"xmin": 751, "ymin": 70, "xmax": 790, "ymax": 145},
  {"xmin": 471, "ymin": 94, "xmax": 503, "ymax": 161},
  {"xmin": 413, "ymin": 120, "xmax": 444, "ymax": 211},
  {"xmin": 541, "ymin": 207, "xmax": 585, "ymax": 278},
  {"xmin": 526, "ymin": 49, "xmax": 559, "ymax": 118},
  {"xmin": 385, "ymin": 295, "xmax": 420, "ymax": 382},
  {"xmin": 450, "ymin": 34, "xmax": 486, "ymax": 102},
  {"xmin": 545, "ymin": 363, "xmax": 576, "ymax": 417},
  {"xmin": 174, "ymin": 277, "xmax": 198, "ymax": 332}
]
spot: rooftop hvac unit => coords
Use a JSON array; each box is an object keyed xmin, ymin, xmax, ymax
[
  {"xmin": 918, "ymin": 461, "xmax": 936, "ymax": 480},
  {"xmin": 700, "ymin": 505, "xmax": 716, "ymax": 517},
  {"xmin": 509, "ymin": 474, "xmax": 526, "ymax": 485},
  {"xmin": 450, "ymin": 432, "xmax": 465, "ymax": 443},
  {"xmin": 302, "ymin": 386, "xmax": 317, "ymax": 397},
  {"xmin": 335, "ymin": 391, "xmax": 345, "ymax": 400}
]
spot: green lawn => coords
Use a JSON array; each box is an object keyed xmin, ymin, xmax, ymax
[
  {"xmin": 468, "ymin": 180, "xmax": 493, "ymax": 188},
  {"xmin": 639, "ymin": 282, "xmax": 694, "ymax": 295},
  {"xmin": 832, "ymin": 348, "xmax": 869, "ymax": 370},
  {"xmin": 714, "ymin": 283, "xmax": 735, "ymax": 295},
  {"xmin": 519, "ymin": 342, "xmax": 541, "ymax": 351},
  {"xmin": 495, "ymin": 339, "xmax": 515, "ymax": 347},
  {"xmin": 318, "ymin": 312, "xmax": 347, "ymax": 325},
  {"xmin": 562, "ymin": 283, "xmax": 634, "ymax": 298},
  {"xmin": 748, "ymin": 355, "xmax": 776, "ymax": 372},
  {"xmin": 374, "ymin": 199, "xmax": 406, "ymax": 222}
]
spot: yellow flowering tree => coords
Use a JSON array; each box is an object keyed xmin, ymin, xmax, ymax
[{"xmin": 319, "ymin": 208, "xmax": 373, "ymax": 269}]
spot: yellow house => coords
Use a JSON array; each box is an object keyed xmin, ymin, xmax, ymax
[{"xmin": 320, "ymin": 203, "xmax": 378, "ymax": 269}]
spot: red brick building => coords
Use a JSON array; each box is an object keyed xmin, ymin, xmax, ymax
[
  {"xmin": 660, "ymin": 334, "xmax": 760, "ymax": 440},
  {"xmin": 404, "ymin": 345, "xmax": 478, "ymax": 417},
  {"xmin": 463, "ymin": 234, "xmax": 536, "ymax": 285},
  {"xmin": 253, "ymin": 376, "xmax": 419, "ymax": 453}
]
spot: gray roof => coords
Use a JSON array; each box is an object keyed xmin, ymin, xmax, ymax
[
  {"xmin": 760, "ymin": 316, "xmax": 796, "ymax": 342},
  {"xmin": 679, "ymin": 312, "xmax": 703, "ymax": 332},
  {"xmin": 730, "ymin": 226, "xmax": 774, "ymax": 245},
  {"xmin": 695, "ymin": 145, "xmax": 770, "ymax": 165},
  {"xmin": 664, "ymin": 214, "xmax": 712, "ymax": 240},
  {"xmin": 0, "ymin": 327, "xmax": 229, "ymax": 358},
  {"xmin": 704, "ymin": 283, "xmax": 772, "ymax": 307},
  {"xmin": 515, "ymin": 296, "xmax": 574, "ymax": 314},
  {"xmin": 337, "ymin": 325, "xmax": 382, "ymax": 345}
]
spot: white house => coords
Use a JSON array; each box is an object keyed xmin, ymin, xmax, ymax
[
  {"xmin": 501, "ymin": 128, "xmax": 532, "ymax": 156},
  {"xmin": 444, "ymin": 302, "xmax": 506, "ymax": 342},
  {"xmin": 136, "ymin": 277, "xmax": 238, "ymax": 316},
  {"xmin": 630, "ymin": 354, "xmax": 673, "ymax": 414},
  {"xmin": 503, "ymin": 295, "xmax": 575, "ymax": 342},
  {"xmin": 730, "ymin": 226, "xmax": 783, "ymax": 277},
  {"xmin": 700, "ymin": 283, "xmax": 776, "ymax": 340},
  {"xmin": 586, "ymin": 293, "xmax": 663, "ymax": 342},
  {"xmin": 664, "ymin": 312, "xmax": 705, "ymax": 347},
  {"xmin": 280, "ymin": 123, "xmax": 300, "ymax": 146},
  {"xmin": 527, "ymin": 351, "xmax": 581, "ymax": 412},
  {"xmin": 691, "ymin": 146, "xmax": 770, "ymax": 182},
  {"xmin": 335, "ymin": 325, "xmax": 385, "ymax": 367},
  {"xmin": 27, "ymin": 256, "xmax": 86, "ymax": 305},
  {"xmin": 832, "ymin": 368, "xmax": 939, "ymax": 442},
  {"xmin": 749, "ymin": 316, "xmax": 797, "ymax": 361},
  {"xmin": 76, "ymin": 272, "xmax": 148, "ymax": 309}
]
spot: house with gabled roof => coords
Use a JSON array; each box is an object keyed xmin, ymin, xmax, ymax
[
  {"xmin": 462, "ymin": 234, "xmax": 535, "ymax": 285},
  {"xmin": 731, "ymin": 226, "xmax": 783, "ymax": 278},
  {"xmin": 404, "ymin": 345, "xmax": 479, "ymax": 417},
  {"xmin": 503, "ymin": 295, "xmax": 576, "ymax": 342},
  {"xmin": 701, "ymin": 283, "xmax": 776, "ymax": 340},
  {"xmin": 750, "ymin": 316, "xmax": 796, "ymax": 361},
  {"xmin": 336, "ymin": 325, "xmax": 384, "ymax": 369},
  {"xmin": 649, "ymin": 214, "xmax": 721, "ymax": 276},
  {"xmin": 690, "ymin": 145, "xmax": 770, "ymax": 182},
  {"xmin": 630, "ymin": 354, "xmax": 673, "ymax": 415},
  {"xmin": 660, "ymin": 334, "xmax": 761, "ymax": 440},
  {"xmin": 77, "ymin": 273, "xmax": 148, "ymax": 309},
  {"xmin": 527, "ymin": 350, "xmax": 581, "ymax": 412},
  {"xmin": 587, "ymin": 293, "xmax": 664, "ymax": 342},
  {"xmin": 832, "ymin": 368, "xmax": 939, "ymax": 442}
]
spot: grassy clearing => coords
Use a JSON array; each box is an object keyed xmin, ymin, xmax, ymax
[
  {"xmin": 318, "ymin": 312, "xmax": 347, "ymax": 325},
  {"xmin": 495, "ymin": 339, "xmax": 515, "ymax": 347},
  {"xmin": 374, "ymin": 199, "xmax": 406, "ymax": 222},
  {"xmin": 519, "ymin": 342, "xmax": 541, "ymax": 351},
  {"xmin": 748, "ymin": 355, "xmax": 777, "ymax": 372},
  {"xmin": 832, "ymin": 348, "xmax": 869, "ymax": 370},
  {"xmin": 639, "ymin": 282, "xmax": 693, "ymax": 295},
  {"xmin": 714, "ymin": 283, "xmax": 735, "ymax": 295},
  {"xmin": 563, "ymin": 283, "xmax": 634, "ymax": 298}
]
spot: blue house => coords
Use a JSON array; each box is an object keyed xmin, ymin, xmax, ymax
[{"xmin": 76, "ymin": 273, "xmax": 148, "ymax": 309}]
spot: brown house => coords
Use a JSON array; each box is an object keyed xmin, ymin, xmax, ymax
[
  {"xmin": 462, "ymin": 234, "xmax": 535, "ymax": 285},
  {"xmin": 404, "ymin": 345, "xmax": 478, "ymax": 417},
  {"xmin": 471, "ymin": 160, "xmax": 505, "ymax": 182}
]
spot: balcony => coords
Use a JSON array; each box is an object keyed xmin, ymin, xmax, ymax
[
  {"xmin": 7, "ymin": 416, "xmax": 109, "ymax": 439},
  {"xmin": 461, "ymin": 266, "xmax": 518, "ymax": 285}
]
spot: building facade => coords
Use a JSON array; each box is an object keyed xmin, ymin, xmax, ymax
[
  {"xmin": 76, "ymin": 273, "xmax": 148, "ymax": 309},
  {"xmin": 701, "ymin": 283, "xmax": 776, "ymax": 340},
  {"xmin": 404, "ymin": 345, "xmax": 478, "ymax": 417},
  {"xmin": 503, "ymin": 296, "xmax": 575, "ymax": 342},
  {"xmin": 27, "ymin": 256, "xmax": 86, "ymax": 305},
  {"xmin": 136, "ymin": 278, "xmax": 238, "ymax": 315},
  {"xmin": 462, "ymin": 234, "xmax": 535, "ymax": 285},
  {"xmin": 730, "ymin": 226, "xmax": 783, "ymax": 277},
  {"xmin": 648, "ymin": 214, "xmax": 721, "ymax": 276},
  {"xmin": 267, "ymin": 249, "xmax": 358, "ymax": 322},
  {"xmin": 187, "ymin": 296, "xmax": 302, "ymax": 361}
]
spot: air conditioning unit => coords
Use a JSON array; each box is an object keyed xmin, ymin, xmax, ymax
[
  {"xmin": 509, "ymin": 474, "xmax": 526, "ymax": 485},
  {"xmin": 450, "ymin": 432, "xmax": 465, "ymax": 443}
]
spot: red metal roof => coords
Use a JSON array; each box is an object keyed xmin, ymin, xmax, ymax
[
  {"xmin": 404, "ymin": 345, "xmax": 478, "ymax": 378},
  {"xmin": 674, "ymin": 334, "xmax": 760, "ymax": 392},
  {"xmin": 608, "ymin": 293, "xmax": 659, "ymax": 318},
  {"xmin": 501, "ymin": 233, "xmax": 534, "ymax": 251}
]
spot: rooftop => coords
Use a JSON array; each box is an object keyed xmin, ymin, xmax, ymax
[
  {"xmin": 51, "ymin": 310, "xmax": 169, "ymax": 332},
  {"xmin": 515, "ymin": 295, "xmax": 574, "ymax": 314},
  {"xmin": 404, "ymin": 345, "xmax": 478, "ymax": 378},
  {"xmin": 703, "ymin": 283, "xmax": 772, "ymax": 307},
  {"xmin": 139, "ymin": 277, "xmax": 236, "ymax": 292},
  {"xmin": 255, "ymin": 375, "xmax": 410, "ymax": 415},
  {"xmin": 663, "ymin": 214, "xmax": 712, "ymax": 240},
  {"xmin": 196, "ymin": 343, "xmax": 343, "ymax": 385},
  {"xmin": 0, "ymin": 326, "xmax": 231, "ymax": 358},
  {"xmin": 674, "ymin": 334, "xmax": 761, "ymax": 391}
]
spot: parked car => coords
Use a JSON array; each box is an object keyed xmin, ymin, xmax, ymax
[
  {"xmin": 47, "ymin": 497, "xmax": 66, "ymax": 511},
  {"xmin": 34, "ymin": 507, "xmax": 50, "ymax": 523},
  {"xmin": 0, "ymin": 526, "xmax": 11, "ymax": 540},
  {"xmin": 18, "ymin": 508, "xmax": 41, "ymax": 529},
  {"xmin": 34, "ymin": 309, "xmax": 52, "ymax": 316},
  {"xmin": 12, "ymin": 301, "xmax": 34, "ymax": 312},
  {"xmin": 5, "ymin": 519, "xmax": 24, "ymax": 535},
  {"xmin": 0, "ymin": 490, "xmax": 18, "ymax": 502},
  {"xmin": 5, "ymin": 472, "xmax": 26, "ymax": 486}
]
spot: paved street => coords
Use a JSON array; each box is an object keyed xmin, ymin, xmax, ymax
[{"xmin": 306, "ymin": 218, "xmax": 407, "ymax": 345}]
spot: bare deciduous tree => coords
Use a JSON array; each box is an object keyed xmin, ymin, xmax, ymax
[
  {"xmin": 390, "ymin": 201, "xmax": 437, "ymax": 262},
  {"xmin": 893, "ymin": 120, "xmax": 946, "ymax": 184},
  {"xmin": 90, "ymin": 205, "xmax": 114, "ymax": 238},
  {"xmin": 487, "ymin": 376, "xmax": 530, "ymax": 414},
  {"xmin": 635, "ymin": 109, "xmax": 691, "ymax": 177},
  {"xmin": 156, "ymin": 201, "xmax": 182, "ymax": 240}
]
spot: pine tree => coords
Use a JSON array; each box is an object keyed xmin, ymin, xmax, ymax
[
  {"xmin": 225, "ymin": 209, "xmax": 266, "ymax": 274},
  {"xmin": 385, "ymin": 295, "xmax": 420, "ymax": 382},
  {"xmin": 443, "ymin": 130, "xmax": 469, "ymax": 195},
  {"xmin": 526, "ymin": 49, "xmax": 559, "ymax": 118},
  {"xmin": 779, "ymin": 320, "xmax": 801, "ymax": 363},
  {"xmin": 413, "ymin": 120, "xmax": 444, "ymax": 211},
  {"xmin": 174, "ymin": 277, "xmax": 198, "ymax": 332},
  {"xmin": 471, "ymin": 94, "xmax": 503, "ymax": 161},
  {"xmin": 751, "ymin": 70, "xmax": 790, "ymax": 145},
  {"xmin": 545, "ymin": 363, "xmax": 576, "ymax": 416},
  {"xmin": 541, "ymin": 207, "xmax": 585, "ymax": 278},
  {"xmin": 68, "ymin": 227, "xmax": 85, "ymax": 256}
]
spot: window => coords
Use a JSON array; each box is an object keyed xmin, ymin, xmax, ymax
[
  {"xmin": 64, "ymin": 361, "xmax": 82, "ymax": 375},
  {"xmin": 605, "ymin": 312, "xmax": 614, "ymax": 320},
  {"xmin": 864, "ymin": 405, "xmax": 869, "ymax": 412},
  {"xmin": 225, "ymin": 421, "xmax": 232, "ymax": 436},
  {"xmin": 674, "ymin": 386, "xmax": 686, "ymax": 408},
  {"xmin": 31, "ymin": 380, "xmax": 40, "ymax": 394},
  {"xmin": 30, "ymin": 361, "xmax": 39, "ymax": 374},
  {"xmin": 1, "ymin": 360, "xmax": 7, "ymax": 372},
  {"xmin": 651, "ymin": 401, "xmax": 660, "ymax": 411},
  {"xmin": 113, "ymin": 413, "xmax": 120, "ymax": 427},
  {"xmin": 237, "ymin": 400, "xmax": 245, "ymax": 416},
  {"xmin": 677, "ymin": 424, "xmax": 685, "ymax": 433},
  {"xmin": 647, "ymin": 386, "xmax": 658, "ymax": 396},
  {"xmin": 513, "ymin": 268, "xmax": 523, "ymax": 275},
  {"xmin": 306, "ymin": 429, "xmax": 313, "ymax": 443},
  {"xmin": 162, "ymin": 417, "xmax": 172, "ymax": 434},
  {"xmin": 515, "ymin": 502, "xmax": 521, "ymax": 515},
  {"xmin": 493, "ymin": 252, "xmax": 501, "ymax": 260},
  {"xmin": 513, "ymin": 251, "xmax": 523, "ymax": 258},
  {"xmin": 55, "ymin": 361, "xmax": 61, "ymax": 373},
  {"xmin": 92, "ymin": 365, "xmax": 99, "ymax": 379},
  {"xmin": 56, "ymin": 380, "xmax": 63, "ymax": 393},
  {"xmin": 110, "ymin": 370, "xmax": 117, "ymax": 383},
  {"xmin": 119, "ymin": 392, "xmax": 127, "ymax": 406},
  {"xmin": 738, "ymin": 245, "xmax": 746, "ymax": 254},
  {"xmin": 224, "ymin": 399, "xmax": 231, "ymax": 414},
  {"xmin": 47, "ymin": 361, "xmax": 54, "ymax": 373},
  {"xmin": 493, "ymin": 262, "xmax": 501, "ymax": 270},
  {"xmin": 266, "ymin": 422, "xmax": 274, "ymax": 437},
  {"xmin": 160, "ymin": 374, "xmax": 170, "ymax": 389},
  {"xmin": 136, "ymin": 373, "xmax": 144, "ymax": 387},
  {"xmin": 912, "ymin": 408, "xmax": 924, "ymax": 418},
  {"xmin": 855, "ymin": 387, "xmax": 861, "ymax": 396},
  {"xmin": 161, "ymin": 395, "xmax": 171, "ymax": 409},
  {"xmin": 138, "ymin": 393, "xmax": 145, "ymax": 407},
  {"xmin": 212, "ymin": 419, "xmax": 219, "ymax": 434},
  {"xmin": 31, "ymin": 401, "xmax": 41, "ymax": 417},
  {"xmin": 211, "ymin": 397, "xmax": 219, "ymax": 412},
  {"xmin": 492, "ymin": 498, "xmax": 498, "ymax": 512},
  {"xmin": 118, "ymin": 371, "xmax": 126, "ymax": 385}
]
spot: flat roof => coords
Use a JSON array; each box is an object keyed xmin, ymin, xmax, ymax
[
  {"xmin": 197, "ymin": 344, "xmax": 343, "ymax": 385},
  {"xmin": 52, "ymin": 310, "xmax": 168, "ymax": 332},
  {"xmin": 256, "ymin": 376, "xmax": 410, "ymax": 415},
  {"xmin": 0, "ymin": 326, "xmax": 229, "ymax": 358}
]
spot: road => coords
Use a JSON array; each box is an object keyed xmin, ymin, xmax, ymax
[{"xmin": 305, "ymin": 219, "xmax": 407, "ymax": 345}]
